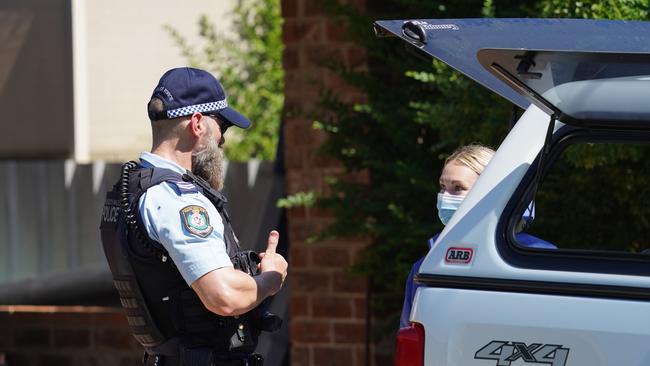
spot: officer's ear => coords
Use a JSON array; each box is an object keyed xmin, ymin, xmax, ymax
[{"xmin": 188, "ymin": 112, "xmax": 208, "ymax": 139}]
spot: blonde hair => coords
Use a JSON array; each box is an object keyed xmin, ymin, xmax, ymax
[{"xmin": 445, "ymin": 144, "xmax": 495, "ymax": 175}]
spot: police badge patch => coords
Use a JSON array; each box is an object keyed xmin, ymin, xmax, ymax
[{"xmin": 180, "ymin": 205, "xmax": 213, "ymax": 237}]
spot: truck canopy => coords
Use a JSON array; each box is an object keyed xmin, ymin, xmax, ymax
[{"xmin": 374, "ymin": 18, "xmax": 650, "ymax": 128}]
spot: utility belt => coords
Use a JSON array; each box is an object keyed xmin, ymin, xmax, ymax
[{"xmin": 143, "ymin": 350, "xmax": 263, "ymax": 366}]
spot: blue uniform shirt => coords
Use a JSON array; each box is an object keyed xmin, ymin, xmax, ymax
[
  {"xmin": 399, "ymin": 233, "xmax": 556, "ymax": 328},
  {"xmin": 138, "ymin": 152, "xmax": 233, "ymax": 286}
]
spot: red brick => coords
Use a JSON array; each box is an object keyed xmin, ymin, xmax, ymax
[
  {"xmin": 374, "ymin": 347, "xmax": 394, "ymax": 366},
  {"xmin": 289, "ymin": 220, "xmax": 327, "ymax": 242},
  {"xmin": 290, "ymin": 295, "xmax": 310, "ymax": 317},
  {"xmin": 326, "ymin": 21, "xmax": 347, "ymax": 42},
  {"xmin": 313, "ymin": 346, "xmax": 354, "ymax": 366},
  {"xmin": 348, "ymin": 244, "xmax": 367, "ymax": 265},
  {"xmin": 281, "ymin": 0, "xmax": 298, "ymax": 18},
  {"xmin": 284, "ymin": 71, "xmax": 321, "ymax": 97},
  {"xmin": 334, "ymin": 322, "xmax": 366, "ymax": 343},
  {"xmin": 304, "ymin": 0, "xmax": 326, "ymax": 16},
  {"xmin": 292, "ymin": 345, "xmax": 311, "ymax": 366},
  {"xmin": 0, "ymin": 312, "xmax": 13, "ymax": 327},
  {"xmin": 36, "ymin": 354, "xmax": 73, "ymax": 366},
  {"xmin": 76, "ymin": 354, "xmax": 106, "ymax": 366},
  {"xmin": 333, "ymin": 272, "xmax": 367, "ymax": 293},
  {"xmin": 290, "ymin": 245, "xmax": 310, "ymax": 267},
  {"xmin": 120, "ymin": 355, "xmax": 144, "ymax": 366},
  {"xmin": 288, "ymin": 206, "xmax": 306, "ymax": 219},
  {"xmin": 13, "ymin": 328, "xmax": 50, "ymax": 348},
  {"xmin": 344, "ymin": 93, "xmax": 368, "ymax": 105},
  {"xmin": 303, "ymin": 46, "xmax": 345, "ymax": 68},
  {"xmin": 94, "ymin": 329, "xmax": 137, "ymax": 349},
  {"xmin": 312, "ymin": 246, "xmax": 350, "ymax": 267},
  {"xmin": 312, "ymin": 296, "xmax": 353, "ymax": 318},
  {"xmin": 290, "ymin": 320, "xmax": 331, "ymax": 343},
  {"xmin": 285, "ymin": 174, "xmax": 313, "ymax": 197},
  {"xmin": 282, "ymin": 101, "xmax": 303, "ymax": 119},
  {"xmin": 9, "ymin": 313, "xmax": 51, "ymax": 326},
  {"xmin": 349, "ymin": 170, "xmax": 371, "ymax": 185},
  {"xmin": 53, "ymin": 328, "xmax": 90, "ymax": 348},
  {"xmin": 291, "ymin": 271, "xmax": 331, "ymax": 293},
  {"xmin": 6, "ymin": 353, "xmax": 34, "ymax": 366},
  {"xmin": 352, "ymin": 298, "xmax": 368, "ymax": 319},
  {"xmin": 324, "ymin": 72, "xmax": 361, "ymax": 95},
  {"xmin": 92, "ymin": 312, "xmax": 129, "ymax": 327},
  {"xmin": 289, "ymin": 122, "xmax": 318, "ymax": 147},
  {"xmin": 308, "ymin": 207, "xmax": 334, "ymax": 218},
  {"xmin": 284, "ymin": 154, "xmax": 303, "ymax": 172},
  {"xmin": 282, "ymin": 19, "xmax": 323, "ymax": 44},
  {"xmin": 310, "ymin": 152, "xmax": 341, "ymax": 169},
  {"xmin": 10, "ymin": 312, "xmax": 93, "ymax": 327},
  {"xmin": 355, "ymin": 346, "xmax": 367, "ymax": 366},
  {"xmin": 345, "ymin": 0, "xmax": 366, "ymax": 11},
  {"xmin": 347, "ymin": 46, "xmax": 366, "ymax": 69},
  {"xmin": 283, "ymin": 48, "xmax": 300, "ymax": 70},
  {"xmin": 0, "ymin": 331, "xmax": 11, "ymax": 348},
  {"xmin": 50, "ymin": 312, "xmax": 93, "ymax": 326}
]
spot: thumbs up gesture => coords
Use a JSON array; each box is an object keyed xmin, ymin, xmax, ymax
[{"xmin": 259, "ymin": 230, "xmax": 288, "ymax": 294}]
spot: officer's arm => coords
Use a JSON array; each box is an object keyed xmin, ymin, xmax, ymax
[{"xmin": 191, "ymin": 231, "xmax": 287, "ymax": 316}]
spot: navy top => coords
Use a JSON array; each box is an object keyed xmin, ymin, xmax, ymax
[{"xmin": 399, "ymin": 233, "xmax": 556, "ymax": 328}]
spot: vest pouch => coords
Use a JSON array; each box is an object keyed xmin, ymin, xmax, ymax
[
  {"xmin": 228, "ymin": 316, "xmax": 257, "ymax": 352},
  {"xmin": 180, "ymin": 346, "xmax": 213, "ymax": 366},
  {"xmin": 180, "ymin": 288, "xmax": 225, "ymax": 335},
  {"xmin": 230, "ymin": 251, "xmax": 261, "ymax": 276},
  {"xmin": 161, "ymin": 291, "xmax": 184, "ymax": 334},
  {"xmin": 259, "ymin": 312, "xmax": 282, "ymax": 333}
]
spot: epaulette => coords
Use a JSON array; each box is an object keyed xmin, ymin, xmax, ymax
[{"xmin": 168, "ymin": 180, "xmax": 200, "ymax": 195}]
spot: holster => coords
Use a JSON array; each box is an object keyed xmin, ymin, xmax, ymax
[
  {"xmin": 144, "ymin": 349, "xmax": 264, "ymax": 366},
  {"xmin": 230, "ymin": 251, "xmax": 283, "ymax": 333}
]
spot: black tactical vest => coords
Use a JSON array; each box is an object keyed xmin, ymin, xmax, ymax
[{"xmin": 99, "ymin": 161, "xmax": 280, "ymax": 359}]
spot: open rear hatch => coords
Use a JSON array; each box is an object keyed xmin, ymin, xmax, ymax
[{"xmin": 374, "ymin": 18, "xmax": 650, "ymax": 128}]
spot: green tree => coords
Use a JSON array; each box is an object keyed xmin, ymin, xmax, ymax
[
  {"xmin": 166, "ymin": 0, "xmax": 284, "ymax": 161},
  {"xmin": 540, "ymin": 0, "xmax": 649, "ymax": 18}
]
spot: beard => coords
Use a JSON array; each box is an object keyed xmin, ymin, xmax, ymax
[{"xmin": 191, "ymin": 135, "xmax": 225, "ymax": 191}]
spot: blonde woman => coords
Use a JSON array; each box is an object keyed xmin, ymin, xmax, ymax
[{"xmin": 399, "ymin": 144, "xmax": 555, "ymax": 328}]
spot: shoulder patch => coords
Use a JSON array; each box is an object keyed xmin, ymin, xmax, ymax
[
  {"xmin": 169, "ymin": 180, "xmax": 199, "ymax": 195},
  {"xmin": 180, "ymin": 205, "xmax": 213, "ymax": 238}
]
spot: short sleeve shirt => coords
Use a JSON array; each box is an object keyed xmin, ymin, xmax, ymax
[{"xmin": 138, "ymin": 152, "xmax": 233, "ymax": 285}]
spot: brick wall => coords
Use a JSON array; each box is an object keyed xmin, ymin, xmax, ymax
[
  {"xmin": 0, "ymin": 306, "xmax": 141, "ymax": 366},
  {"xmin": 281, "ymin": 1, "xmax": 373, "ymax": 365}
]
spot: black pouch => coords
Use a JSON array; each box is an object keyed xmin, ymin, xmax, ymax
[
  {"xmin": 230, "ymin": 251, "xmax": 261, "ymax": 276},
  {"xmin": 230, "ymin": 250, "xmax": 283, "ymax": 334},
  {"xmin": 180, "ymin": 347, "xmax": 213, "ymax": 366}
]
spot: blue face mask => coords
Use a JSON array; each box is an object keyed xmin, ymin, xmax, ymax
[{"xmin": 437, "ymin": 193, "xmax": 465, "ymax": 226}]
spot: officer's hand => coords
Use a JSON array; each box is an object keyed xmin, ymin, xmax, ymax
[{"xmin": 259, "ymin": 230, "xmax": 288, "ymax": 294}]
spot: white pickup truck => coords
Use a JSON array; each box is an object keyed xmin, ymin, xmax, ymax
[{"xmin": 374, "ymin": 18, "xmax": 650, "ymax": 366}]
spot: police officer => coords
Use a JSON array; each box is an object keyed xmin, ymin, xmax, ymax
[{"xmin": 100, "ymin": 67, "xmax": 288, "ymax": 366}]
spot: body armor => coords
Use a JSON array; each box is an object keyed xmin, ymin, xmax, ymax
[{"xmin": 99, "ymin": 162, "xmax": 280, "ymax": 364}]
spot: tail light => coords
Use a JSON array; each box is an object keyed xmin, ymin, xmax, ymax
[{"xmin": 394, "ymin": 322, "xmax": 425, "ymax": 366}]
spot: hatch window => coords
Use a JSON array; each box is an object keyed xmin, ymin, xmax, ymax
[
  {"xmin": 515, "ymin": 139, "xmax": 650, "ymax": 255},
  {"xmin": 479, "ymin": 50, "xmax": 650, "ymax": 126}
]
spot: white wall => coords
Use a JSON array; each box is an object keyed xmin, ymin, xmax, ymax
[{"xmin": 77, "ymin": 0, "xmax": 237, "ymax": 162}]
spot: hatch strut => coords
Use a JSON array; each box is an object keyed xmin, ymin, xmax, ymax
[{"xmin": 525, "ymin": 113, "xmax": 556, "ymax": 228}]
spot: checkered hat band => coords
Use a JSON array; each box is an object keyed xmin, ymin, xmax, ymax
[{"xmin": 166, "ymin": 100, "xmax": 228, "ymax": 119}]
